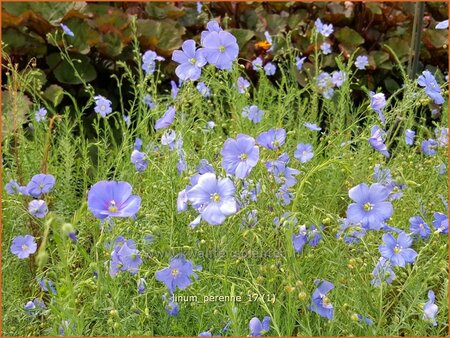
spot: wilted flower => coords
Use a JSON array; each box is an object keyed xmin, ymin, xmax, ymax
[
  {"xmin": 405, "ymin": 129, "xmax": 415, "ymax": 145},
  {"xmin": 5, "ymin": 179, "xmax": 20, "ymax": 195},
  {"xmin": 422, "ymin": 290, "xmax": 438, "ymax": 326},
  {"xmin": 292, "ymin": 225, "xmax": 308, "ymax": 253},
  {"xmin": 371, "ymin": 257, "xmax": 396, "ymax": 287},
  {"xmin": 309, "ymin": 280, "xmax": 334, "ymax": 319},
  {"xmin": 369, "ymin": 92, "xmax": 386, "ymax": 123},
  {"xmin": 379, "ymin": 232, "xmax": 417, "ymax": 267},
  {"xmin": 432, "ymin": 212, "xmax": 448, "ymax": 234},
  {"xmin": 242, "ymin": 105, "xmax": 264, "ymax": 123},
  {"xmin": 296, "ymin": 56, "xmax": 306, "ymax": 70},
  {"xmin": 172, "ymin": 40, "xmax": 206, "ymax": 81},
  {"xmin": 369, "ymin": 125, "xmax": 390, "ymax": 157},
  {"xmin": 249, "ymin": 316, "xmax": 270, "ymax": 336},
  {"xmin": 35, "ymin": 107, "xmax": 47, "ymax": 122},
  {"xmin": 24, "ymin": 298, "xmax": 45, "ymax": 316},
  {"xmin": 155, "ymin": 106, "xmax": 176, "ymax": 130},
  {"xmin": 161, "ymin": 129, "xmax": 177, "ymax": 149},
  {"xmin": 155, "ymin": 256, "xmax": 198, "ymax": 293},
  {"xmin": 436, "ymin": 19, "xmax": 449, "ymax": 29},
  {"xmin": 94, "ymin": 95, "xmax": 112, "ymax": 117},
  {"xmin": 110, "ymin": 238, "xmax": 142, "ymax": 276},
  {"xmin": 10, "ymin": 235, "xmax": 37, "ymax": 259},
  {"xmin": 294, "ymin": 143, "xmax": 314, "ymax": 163},
  {"xmin": 37, "ymin": 277, "xmax": 57, "ymax": 295},
  {"xmin": 196, "ymin": 82, "xmax": 210, "ymax": 97},
  {"xmin": 434, "ymin": 127, "xmax": 448, "ymax": 147},
  {"xmin": 142, "ymin": 50, "xmax": 165, "ymax": 76},
  {"xmin": 26, "ymin": 174, "xmax": 55, "ymax": 198},
  {"xmin": 28, "ymin": 200, "xmax": 48, "ymax": 218},
  {"xmin": 346, "ymin": 183, "xmax": 393, "ymax": 230},
  {"xmin": 87, "ymin": 181, "xmax": 141, "ymax": 219},
  {"xmin": 304, "ymin": 122, "xmax": 321, "ymax": 131},
  {"xmin": 421, "ymin": 139, "xmax": 439, "ymax": 156},
  {"xmin": 221, "ymin": 134, "xmax": 259, "ymax": 179},
  {"xmin": 355, "ymin": 55, "xmax": 369, "ymax": 69},
  {"xmin": 163, "ymin": 295, "xmax": 179, "ymax": 316}
]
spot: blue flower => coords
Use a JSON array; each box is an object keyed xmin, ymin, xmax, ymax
[
  {"xmin": 292, "ymin": 225, "xmax": 308, "ymax": 253},
  {"xmin": 355, "ymin": 55, "xmax": 369, "ymax": 69},
  {"xmin": 5, "ymin": 179, "xmax": 20, "ymax": 195},
  {"xmin": 256, "ymin": 128, "xmax": 286, "ymax": 150},
  {"xmin": 221, "ymin": 134, "xmax": 259, "ymax": 179},
  {"xmin": 435, "ymin": 127, "xmax": 448, "ymax": 147},
  {"xmin": 417, "ymin": 70, "xmax": 444, "ymax": 105},
  {"xmin": 379, "ymin": 232, "xmax": 417, "ymax": 267},
  {"xmin": 130, "ymin": 150, "xmax": 149, "ymax": 172},
  {"xmin": 94, "ymin": 95, "xmax": 112, "ymax": 117},
  {"xmin": 422, "ymin": 290, "xmax": 438, "ymax": 326},
  {"xmin": 331, "ymin": 71, "xmax": 346, "ymax": 87},
  {"xmin": 249, "ymin": 316, "xmax": 270, "ymax": 336},
  {"xmin": 163, "ymin": 295, "xmax": 180, "ymax": 316},
  {"xmin": 369, "ymin": 125, "xmax": 390, "ymax": 157},
  {"xmin": 200, "ymin": 30, "xmax": 239, "ymax": 70},
  {"xmin": 304, "ymin": 122, "xmax": 321, "ymax": 131},
  {"xmin": 371, "ymin": 257, "xmax": 396, "ymax": 287},
  {"xmin": 24, "ymin": 298, "xmax": 45, "ymax": 316},
  {"xmin": 252, "ymin": 57, "xmax": 263, "ymax": 70},
  {"xmin": 28, "ymin": 200, "xmax": 48, "ymax": 218},
  {"xmin": 264, "ymin": 31, "xmax": 274, "ymax": 52},
  {"xmin": 155, "ymin": 106, "xmax": 176, "ymax": 130},
  {"xmin": 161, "ymin": 129, "xmax": 177, "ymax": 149},
  {"xmin": 421, "ymin": 139, "xmax": 439, "ymax": 156},
  {"xmin": 320, "ymin": 42, "xmax": 332, "ymax": 55},
  {"xmin": 315, "ymin": 18, "xmax": 334, "ymax": 37},
  {"xmin": 171, "ymin": 80, "xmax": 180, "ymax": 99},
  {"xmin": 237, "ymin": 77, "xmax": 250, "ymax": 93},
  {"xmin": 35, "ymin": 107, "xmax": 47, "ymax": 122},
  {"xmin": 172, "ymin": 40, "xmax": 206, "ymax": 81},
  {"xmin": 143, "ymin": 94, "xmax": 155, "ymax": 109},
  {"xmin": 187, "ymin": 173, "xmax": 237, "ymax": 225},
  {"xmin": 436, "ymin": 19, "xmax": 449, "ymax": 29},
  {"xmin": 294, "ymin": 143, "xmax": 313, "ymax": 163},
  {"xmin": 346, "ymin": 183, "xmax": 393, "ymax": 230},
  {"xmin": 296, "ymin": 56, "xmax": 306, "ymax": 70},
  {"xmin": 317, "ymin": 72, "xmax": 334, "ymax": 99},
  {"xmin": 155, "ymin": 256, "xmax": 198, "ymax": 294},
  {"xmin": 242, "ymin": 105, "xmax": 264, "ymax": 123},
  {"xmin": 60, "ymin": 23, "xmax": 74, "ymax": 37},
  {"xmin": 10, "ymin": 235, "xmax": 37, "ymax": 259},
  {"xmin": 37, "ymin": 277, "xmax": 57, "ymax": 295},
  {"xmin": 200, "ymin": 20, "xmax": 223, "ymax": 43},
  {"xmin": 309, "ymin": 280, "xmax": 334, "ymax": 320},
  {"xmin": 432, "ymin": 212, "xmax": 448, "ymax": 234},
  {"xmin": 196, "ymin": 1, "xmax": 202, "ymax": 14},
  {"xmin": 196, "ymin": 82, "xmax": 210, "ymax": 97},
  {"xmin": 405, "ymin": 129, "xmax": 415, "ymax": 145},
  {"xmin": 369, "ymin": 92, "xmax": 386, "ymax": 123},
  {"xmin": 110, "ymin": 240, "xmax": 142, "ymax": 276},
  {"xmin": 26, "ymin": 173, "xmax": 55, "ymax": 198},
  {"xmin": 142, "ymin": 50, "xmax": 165, "ymax": 76},
  {"xmin": 266, "ymin": 154, "xmax": 299, "ymax": 187},
  {"xmin": 134, "ymin": 138, "xmax": 143, "ymax": 150},
  {"xmin": 263, "ymin": 62, "xmax": 276, "ymax": 76},
  {"xmin": 409, "ymin": 216, "xmax": 431, "ymax": 239}
]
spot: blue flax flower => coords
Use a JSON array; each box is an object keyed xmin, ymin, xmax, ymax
[
  {"xmin": 418, "ymin": 70, "xmax": 444, "ymax": 105},
  {"xmin": 87, "ymin": 181, "xmax": 141, "ymax": 219},
  {"xmin": 26, "ymin": 173, "xmax": 55, "ymax": 198},
  {"xmin": 252, "ymin": 57, "xmax": 263, "ymax": 70},
  {"xmin": 379, "ymin": 232, "xmax": 417, "ymax": 267},
  {"xmin": 371, "ymin": 257, "xmax": 396, "ymax": 286},
  {"xmin": 320, "ymin": 42, "xmax": 332, "ymax": 55},
  {"xmin": 436, "ymin": 20, "xmax": 449, "ymax": 29},
  {"xmin": 432, "ymin": 212, "xmax": 448, "ymax": 234},
  {"xmin": 421, "ymin": 139, "xmax": 438, "ymax": 156},
  {"xmin": 5, "ymin": 179, "xmax": 20, "ymax": 195},
  {"xmin": 28, "ymin": 200, "xmax": 48, "ymax": 218},
  {"xmin": 256, "ymin": 128, "xmax": 286, "ymax": 150},
  {"xmin": 294, "ymin": 143, "xmax": 314, "ymax": 163},
  {"xmin": 249, "ymin": 316, "xmax": 270, "ymax": 336},
  {"xmin": 296, "ymin": 56, "xmax": 306, "ymax": 70},
  {"xmin": 355, "ymin": 55, "xmax": 369, "ymax": 69},
  {"xmin": 346, "ymin": 183, "xmax": 393, "ymax": 230},
  {"xmin": 369, "ymin": 92, "xmax": 386, "ymax": 124},
  {"xmin": 292, "ymin": 225, "xmax": 308, "ymax": 253},
  {"xmin": 155, "ymin": 256, "xmax": 197, "ymax": 294},
  {"xmin": 405, "ymin": 129, "xmax": 415, "ymax": 145},
  {"xmin": 242, "ymin": 105, "xmax": 264, "ymax": 123},
  {"xmin": 331, "ymin": 71, "xmax": 346, "ymax": 87},
  {"xmin": 60, "ymin": 23, "xmax": 74, "ymax": 37},
  {"xmin": 304, "ymin": 122, "xmax": 321, "ymax": 131},
  {"xmin": 172, "ymin": 39, "xmax": 206, "ymax": 81},
  {"xmin": 221, "ymin": 134, "xmax": 259, "ymax": 179},
  {"xmin": 369, "ymin": 125, "xmax": 390, "ymax": 157},
  {"xmin": 263, "ymin": 62, "xmax": 276, "ymax": 76},
  {"xmin": 423, "ymin": 290, "xmax": 438, "ymax": 326},
  {"xmin": 187, "ymin": 173, "xmax": 237, "ymax": 225},
  {"xmin": 131, "ymin": 150, "xmax": 149, "ymax": 172},
  {"xmin": 37, "ymin": 277, "xmax": 57, "ymax": 295},
  {"xmin": 315, "ymin": 18, "xmax": 333, "ymax": 37},
  {"xmin": 142, "ymin": 50, "xmax": 165, "ymax": 76},
  {"xmin": 309, "ymin": 280, "xmax": 334, "ymax": 320},
  {"xmin": 94, "ymin": 95, "xmax": 112, "ymax": 117},
  {"xmin": 237, "ymin": 77, "xmax": 250, "ymax": 93},
  {"xmin": 155, "ymin": 106, "xmax": 176, "ymax": 130},
  {"xmin": 196, "ymin": 82, "xmax": 210, "ymax": 97},
  {"xmin": 409, "ymin": 216, "xmax": 431, "ymax": 239},
  {"xmin": 200, "ymin": 30, "xmax": 239, "ymax": 70},
  {"xmin": 35, "ymin": 107, "xmax": 47, "ymax": 122},
  {"xmin": 143, "ymin": 94, "xmax": 155, "ymax": 109},
  {"xmin": 24, "ymin": 298, "xmax": 45, "ymax": 316},
  {"xmin": 10, "ymin": 235, "xmax": 37, "ymax": 259},
  {"xmin": 163, "ymin": 295, "xmax": 179, "ymax": 316}
]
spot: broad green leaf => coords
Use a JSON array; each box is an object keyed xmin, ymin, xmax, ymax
[
  {"xmin": 137, "ymin": 19, "xmax": 185, "ymax": 57},
  {"xmin": 335, "ymin": 27, "xmax": 365, "ymax": 47},
  {"xmin": 228, "ymin": 29, "xmax": 255, "ymax": 50},
  {"xmin": 44, "ymin": 84, "xmax": 65, "ymax": 107},
  {"xmin": 47, "ymin": 53, "xmax": 97, "ymax": 85}
]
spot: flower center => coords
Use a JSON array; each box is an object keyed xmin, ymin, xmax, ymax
[
  {"xmin": 108, "ymin": 200, "xmax": 118, "ymax": 213},
  {"xmin": 363, "ymin": 202, "xmax": 374, "ymax": 211},
  {"xmin": 100, "ymin": 105, "xmax": 106, "ymax": 111},
  {"xmin": 272, "ymin": 141, "xmax": 280, "ymax": 148},
  {"xmin": 218, "ymin": 45, "xmax": 225, "ymax": 53},
  {"xmin": 240, "ymin": 153, "xmax": 248, "ymax": 161},
  {"xmin": 131, "ymin": 253, "xmax": 137, "ymax": 260},
  {"xmin": 189, "ymin": 58, "xmax": 196, "ymax": 65},
  {"xmin": 21, "ymin": 244, "xmax": 29, "ymax": 251},
  {"xmin": 171, "ymin": 268, "xmax": 179, "ymax": 276},
  {"xmin": 322, "ymin": 296, "xmax": 330, "ymax": 305},
  {"xmin": 211, "ymin": 193, "xmax": 221, "ymax": 202},
  {"xmin": 39, "ymin": 184, "xmax": 44, "ymax": 189},
  {"xmin": 393, "ymin": 245, "xmax": 402, "ymax": 254}
]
